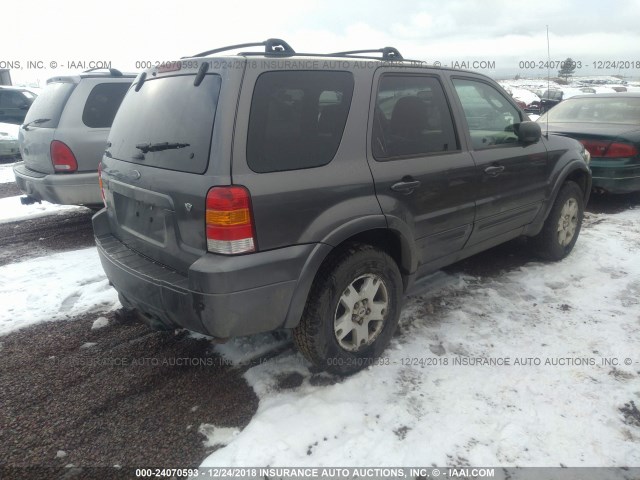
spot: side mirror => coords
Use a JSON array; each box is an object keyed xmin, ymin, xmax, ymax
[{"xmin": 516, "ymin": 121, "xmax": 542, "ymax": 144}]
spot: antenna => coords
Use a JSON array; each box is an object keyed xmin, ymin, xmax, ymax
[{"xmin": 546, "ymin": 25, "xmax": 550, "ymax": 137}]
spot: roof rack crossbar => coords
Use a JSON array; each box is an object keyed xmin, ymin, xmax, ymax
[
  {"xmin": 190, "ymin": 38, "xmax": 295, "ymax": 58},
  {"xmin": 330, "ymin": 47, "xmax": 403, "ymax": 60},
  {"xmin": 82, "ymin": 67, "xmax": 123, "ymax": 76}
]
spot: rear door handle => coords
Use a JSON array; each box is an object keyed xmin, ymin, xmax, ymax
[
  {"xmin": 391, "ymin": 180, "xmax": 421, "ymax": 194},
  {"xmin": 484, "ymin": 165, "xmax": 505, "ymax": 176}
]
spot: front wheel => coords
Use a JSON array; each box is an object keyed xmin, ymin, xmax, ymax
[
  {"xmin": 293, "ymin": 244, "xmax": 403, "ymax": 375},
  {"xmin": 532, "ymin": 181, "xmax": 585, "ymax": 261}
]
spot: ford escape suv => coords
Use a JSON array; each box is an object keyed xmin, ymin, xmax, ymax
[
  {"xmin": 93, "ymin": 39, "xmax": 591, "ymax": 374},
  {"xmin": 14, "ymin": 69, "xmax": 134, "ymax": 207}
]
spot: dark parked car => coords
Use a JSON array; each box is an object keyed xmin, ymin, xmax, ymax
[
  {"xmin": 0, "ymin": 86, "xmax": 37, "ymax": 125},
  {"xmin": 538, "ymin": 92, "xmax": 640, "ymax": 193},
  {"xmin": 527, "ymin": 89, "xmax": 564, "ymax": 115},
  {"xmin": 14, "ymin": 69, "xmax": 134, "ymax": 207},
  {"xmin": 93, "ymin": 39, "xmax": 591, "ymax": 374}
]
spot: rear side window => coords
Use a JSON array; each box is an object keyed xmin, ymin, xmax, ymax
[
  {"xmin": 247, "ymin": 71, "xmax": 354, "ymax": 173},
  {"xmin": 82, "ymin": 83, "xmax": 130, "ymax": 128},
  {"xmin": 23, "ymin": 81, "xmax": 76, "ymax": 128},
  {"xmin": 373, "ymin": 75, "xmax": 458, "ymax": 159}
]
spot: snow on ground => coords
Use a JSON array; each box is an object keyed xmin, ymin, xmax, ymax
[
  {"xmin": 198, "ymin": 424, "xmax": 241, "ymax": 448},
  {"xmin": 508, "ymin": 87, "xmax": 539, "ymax": 105},
  {"xmin": 203, "ymin": 208, "xmax": 640, "ymax": 467},
  {"xmin": 91, "ymin": 316, "xmax": 110, "ymax": 330},
  {"xmin": 0, "ymin": 195, "xmax": 87, "ymax": 224},
  {"xmin": 0, "ymin": 247, "xmax": 120, "ymax": 335},
  {"xmin": 500, "ymin": 77, "xmax": 636, "ymax": 103},
  {"xmin": 0, "ymin": 162, "xmax": 17, "ymax": 184}
]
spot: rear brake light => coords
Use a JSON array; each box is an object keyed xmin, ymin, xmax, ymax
[
  {"xmin": 579, "ymin": 140, "xmax": 639, "ymax": 158},
  {"xmin": 98, "ymin": 161, "xmax": 106, "ymax": 207},
  {"xmin": 205, "ymin": 186, "xmax": 256, "ymax": 255},
  {"xmin": 50, "ymin": 140, "xmax": 78, "ymax": 172},
  {"xmin": 605, "ymin": 142, "xmax": 638, "ymax": 158}
]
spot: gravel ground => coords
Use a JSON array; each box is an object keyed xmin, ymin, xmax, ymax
[
  {"xmin": 0, "ymin": 182, "xmax": 20, "ymax": 199},
  {"xmin": 0, "ymin": 311, "xmax": 260, "ymax": 478},
  {"xmin": 0, "ymin": 208, "xmax": 95, "ymax": 266},
  {"xmin": 586, "ymin": 190, "xmax": 640, "ymax": 214}
]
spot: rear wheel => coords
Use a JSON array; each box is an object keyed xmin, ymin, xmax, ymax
[
  {"xmin": 293, "ymin": 244, "xmax": 402, "ymax": 375},
  {"xmin": 532, "ymin": 181, "xmax": 584, "ymax": 260}
]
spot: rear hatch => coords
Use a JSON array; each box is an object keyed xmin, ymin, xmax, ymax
[
  {"xmin": 101, "ymin": 62, "xmax": 242, "ymax": 273},
  {"xmin": 19, "ymin": 79, "xmax": 76, "ymax": 173}
]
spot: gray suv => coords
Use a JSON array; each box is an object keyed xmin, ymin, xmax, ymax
[
  {"xmin": 93, "ymin": 40, "xmax": 591, "ymax": 374},
  {"xmin": 14, "ymin": 69, "xmax": 134, "ymax": 207}
]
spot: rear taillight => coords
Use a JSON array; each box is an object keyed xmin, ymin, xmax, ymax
[
  {"xmin": 579, "ymin": 140, "xmax": 639, "ymax": 158},
  {"xmin": 205, "ymin": 186, "xmax": 256, "ymax": 255},
  {"xmin": 98, "ymin": 161, "xmax": 106, "ymax": 207},
  {"xmin": 50, "ymin": 140, "xmax": 78, "ymax": 172}
]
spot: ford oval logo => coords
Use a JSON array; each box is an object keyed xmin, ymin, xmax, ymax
[{"xmin": 131, "ymin": 170, "xmax": 141, "ymax": 180}]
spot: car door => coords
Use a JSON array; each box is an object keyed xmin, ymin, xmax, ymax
[
  {"xmin": 366, "ymin": 71, "xmax": 477, "ymax": 272},
  {"xmin": 450, "ymin": 77, "xmax": 548, "ymax": 247}
]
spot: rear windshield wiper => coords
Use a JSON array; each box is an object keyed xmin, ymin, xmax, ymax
[
  {"xmin": 22, "ymin": 118, "xmax": 51, "ymax": 131},
  {"xmin": 135, "ymin": 142, "xmax": 190, "ymax": 153}
]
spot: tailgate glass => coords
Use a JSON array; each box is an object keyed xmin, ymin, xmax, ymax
[
  {"xmin": 108, "ymin": 74, "xmax": 221, "ymax": 174},
  {"xmin": 23, "ymin": 81, "xmax": 76, "ymax": 128}
]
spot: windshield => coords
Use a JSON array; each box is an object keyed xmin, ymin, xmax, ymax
[
  {"xmin": 23, "ymin": 81, "xmax": 75, "ymax": 128},
  {"xmin": 108, "ymin": 74, "xmax": 222, "ymax": 174},
  {"xmin": 539, "ymin": 96, "xmax": 640, "ymax": 124}
]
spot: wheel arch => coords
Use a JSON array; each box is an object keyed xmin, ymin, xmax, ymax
[
  {"xmin": 282, "ymin": 223, "xmax": 415, "ymax": 329},
  {"xmin": 524, "ymin": 162, "xmax": 591, "ymax": 237}
]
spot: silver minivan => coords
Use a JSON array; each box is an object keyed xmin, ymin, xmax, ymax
[{"xmin": 14, "ymin": 69, "xmax": 134, "ymax": 206}]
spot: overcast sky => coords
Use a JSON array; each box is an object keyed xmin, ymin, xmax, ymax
[{"xmin": 4, "ymin": 0, "xmax": 640, "ymax": 84}]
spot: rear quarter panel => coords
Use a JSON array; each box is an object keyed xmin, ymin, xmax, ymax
[{"xmin": 230, "ymin": 61, "xmax": 384, "ymax": 251}]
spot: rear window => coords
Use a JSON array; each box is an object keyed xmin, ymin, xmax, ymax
[
  {"xmin": 539, "ymin": 96, "xmax": 640, "ymax": 124},
  {"xmin": 23, "ymin": 81, "xmax": 76, "ymax": 128},
  {"xmin": 247, "ymin": 71, "xmax": 354, "ymax": 173},
  {"xmin": 107, "ymin": 74, "xmax": 222, "ymax": 174},
  {"xmin": 82, "ymin": 83, "xmax": 130, "ymax": 128}
]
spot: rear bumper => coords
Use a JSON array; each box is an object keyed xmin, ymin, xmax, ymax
[
  {"xmin": 13, "ymin": 162, "xmax": 102, "ymax": 205},
  {"xmin": 591, "ymin": 162, "xmax": 640, "ymax": 194},
  {"xmin": 93, "ymin": 209, "xmax": 317, "ymax": 338}
]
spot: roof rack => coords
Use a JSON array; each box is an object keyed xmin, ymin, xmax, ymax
[
  {"xmin": 82, "ymin": 67, "xmax": 123, "ymax": 77},
  {"xmin": 330, "ymin": 47, "xmax": 403, "ymax": 61},
  {"xmin": 190, "ymin": 38, "xmax": 295, "ymax": 58},
  {"xmin": 187, "ymin": 39, "xmax": 407, "ymax": 62}
]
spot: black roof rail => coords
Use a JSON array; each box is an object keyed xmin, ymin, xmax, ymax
[
  {"xmin": 330, "ymin": 47, "xmax": 403, "ymax": 61},
  {"xmin": 190, "ymin": 38, "xmax": 295, "ymax": 58},
  {"xmin": 82, "ymin": 67, "xmax": 123, "ymax": 77}
]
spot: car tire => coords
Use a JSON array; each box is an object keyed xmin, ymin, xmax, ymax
[
  {"xmin": 532, "ymin": 181, "xmax": 584, "ymax": 261},
  {"xmin": 293, "ymin": 243, "xmax": 403, "ymax": 375}
]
